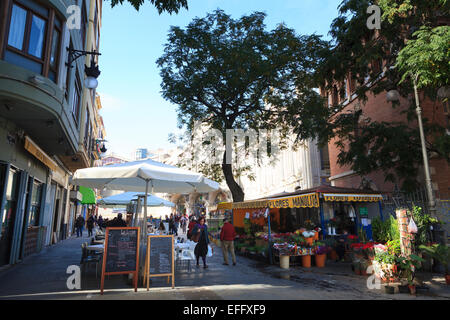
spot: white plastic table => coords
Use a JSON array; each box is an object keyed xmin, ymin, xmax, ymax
[{"xmin": 86, "ymin": 244, "xmax": 104, "ymax": 252}]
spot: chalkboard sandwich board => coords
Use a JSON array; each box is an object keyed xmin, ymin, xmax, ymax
[
  {"xmin": 100, "ymin": 227, "xmax": 140, "ymax": 295},
  {"xmin": 144, "ymin": 235, "xmax": 174, "ymax": 290}
]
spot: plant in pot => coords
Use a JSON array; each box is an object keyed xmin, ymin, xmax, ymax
[
  {"xmin": 374, "ymin": 250, "xmax": 397, "ymax": 282},
  {"xmin": 419, "ymin": 244, "xmax": 450, "ymax": 285},
  {"xmin": 396, "ymin": 254, "xmax": 425, "ymax": 295},
  {"xmin": 352, "ymin": 260, "xmax": 361, "ymax": 275},
  {"xmin": 314, "ymin": 242, "xmax": 329, "ymax": 268},
  {"xmin": 324, "ymin": 238, "xmax": 338, "ymax": 261}
]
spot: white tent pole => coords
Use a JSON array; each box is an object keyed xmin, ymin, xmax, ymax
[{"xmin": 144, "ymin": 180, "xmax": 149, "ymax": 238}]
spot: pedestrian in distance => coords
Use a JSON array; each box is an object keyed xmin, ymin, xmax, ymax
[
  {"xmin": 107, "ymin": 213, "xmax": 127, "ymax": 227},
  {"xmin": 75, "ymin": 215, "xmax": 85, "ymax": 237},
  {"xmin": 192, "ymin": 216, "xmax": 210, "ymax": 269},
  {"xmin": 187, "ymin": 216, "xmax": 197, "ymax": 240},
  {"xmin": 220, "ymin": 217, "xmax": 237, "ymax": 266},
  {"xmin": 87, "ymin": 215, "xmax": 95, "ymax": 237},
  {"xmin": 159, "ymin": 221, "xmax": 166, "ymax": 232},
  {"xmin": 180, "ymin": 214, "xmax": 188, "ymax": 234},
  {"xmin": 174, "ymin": 216, "xmax": 179, "ymax": 236},
  {"xmin": 169, "ymin": 214, "xmax": 175, "ymax": 235},
  {"xmin": 97, "ymin": 215, "xmax": 104, "ymax": 231}
]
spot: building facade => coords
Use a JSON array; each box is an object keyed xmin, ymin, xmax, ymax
[
  {"xmin": 321, "ymin": 70, "xmax": 450, "ymax": 198},
  {"xmin": 0, "ymin": 0, "xmax": 104, "ymax": 266}
]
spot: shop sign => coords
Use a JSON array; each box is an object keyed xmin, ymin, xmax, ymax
[
  {"xmin": 24, "ymin": 136, "xmax": 58, "ymax": 172},
  {"xmin": 268, "ymin": 193, "xmax": 320, "ymax": 208},
  {"xmin": 217, "ymin": 202, "xmax": 233, "ymax": 210},
  {"xmin": 232, "ymin": 193, "xmax": 320, "ymax": 209},
  {"xmin": 359, "ymin": 207, "xmax": 368, "ymax": 217},
  {"xmin": 232, "ymin": 200, "xmax": 269, "ymax": 209},
  {"xmin": 323, "ymin": 193, "xmax": 382, "ymax": 202}
]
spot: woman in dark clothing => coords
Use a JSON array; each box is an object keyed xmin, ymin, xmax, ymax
[
  {"xmin": 192, "ymin": 216, "xmax": 210, "ymax": 268},
  {"xmin": 87, "ymin": 215, "xmax": 95, "ymax": 237}
]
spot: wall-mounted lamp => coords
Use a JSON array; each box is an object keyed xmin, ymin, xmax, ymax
[{"xmin": 66, "ymin": 47, "xmax": 101, "ymax": 90}]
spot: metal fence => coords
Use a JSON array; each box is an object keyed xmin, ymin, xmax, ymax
[{"xmin": 381, "ymin": 186, "xmax": 449, "ymax": 241}]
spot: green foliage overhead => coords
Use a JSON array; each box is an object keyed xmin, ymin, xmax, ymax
[
  {"xmin": 396, "ymin": 26, "xmax": 450, "ymax": 89},
  {"xmin": 307, "ymin": 0, "xmax": 450, "ymax": 191},
  {"xmin": 158, "ymin": 10, "xmax": 328, "ymax": 201},
  {"xmin": 109, "ymin": 0, "xmax": 188, "ymax": 13}
]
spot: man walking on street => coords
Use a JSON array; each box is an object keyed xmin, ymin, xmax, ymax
[
  {"xmin": 75, "ymin": 215, "xmax": 85, "ymax": 238},
  {"xmin": 220, "ymin": 217, "xmax": 237, "ymax": 266}
]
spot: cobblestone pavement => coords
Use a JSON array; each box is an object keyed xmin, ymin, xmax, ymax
[{"xmin": 0, "ymin": 232, "xmax": 448, "ymax": 300}]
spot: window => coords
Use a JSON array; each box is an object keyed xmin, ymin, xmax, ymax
[
  {"xmin": 48, "ymin": 16, "xmax": 61, "ymax": 82},
  {"xmin": 28, "ymin": 181, "xmax": 42, "ymax": 226},
  {"xmin": 4, "ymin": 1, "xmax": 62, "ymax": 82},
  {"xmin": 72, "ymin": 72, "xmax": 82, "ymax": 125},
  {"xmin": 342, "ymin": 79, "xmax": 349, "ymax": 101},
  {"xmin": 84, "ymin": 108, "xmax": 91, "ymax": 149},
  {"xmin": 332, "ymin": 86, "xmax": 339, "ymax": 106},
  {"xmin": 81, "ymin": 1, "xmax": 87, "ymax": 49}
]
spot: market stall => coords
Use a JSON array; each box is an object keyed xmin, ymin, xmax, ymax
[{"xmin": 221, "ymin": 185, "xmax": 384, "ymax": 268}]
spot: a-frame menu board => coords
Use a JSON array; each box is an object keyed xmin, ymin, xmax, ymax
[{"xmin": 100, "ymin": 227, "xmax": 140, "ymax": 295}]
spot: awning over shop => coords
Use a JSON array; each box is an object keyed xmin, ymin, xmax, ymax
[
  {"xmin": 225, "ymin": 185, "xmax": 382, "ymax": 210},
  {"xmin": 268, "ymin": 193, "xmax": 320, "ymax": 208},
  {"xmin": 322, "ymin": 193, "xmax": 383, "ymax": 202},
  {"xmin": 217, "ymin": 202, "xmax": 233, "ymax": 210},
  {"xmin": 79, "ymin": 186, "xmax": 96, "ymax": 204}
]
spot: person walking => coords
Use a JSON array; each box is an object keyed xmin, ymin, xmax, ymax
[
  {"xmin": 220, "ymin": 217, "xmax": 237, "ymax": 266},
  {"xmin": 107, "ymin": 213, "xmax": 128, "ymax": 227},
  {"xmin": 97, "ymin": 215, "xmax": 104, "ymax": 231},
  {"xmin": 75, "ymin": 215, "xmax": 85, "ymax": 237},
  {"xmin": 192, "ymin": 216, "xmax": 210, "ymax": 268},
  {"xmin": 87, "ymin": 215, "xmax": 95, "ymax": 237},
  {"xmin": 169, "ymin": 214, "xmax": 175, "ymax": 235},
  {"xmin": 187, "ymin": 216, "xmax": 196, "ymax": 240},
  {"xmin": 180, "ymin": 214, "xmax": 188, "ymax": 234},
  {"xmin": 174, "ymin": 215, "xmax": 179, "ymax": 236}
]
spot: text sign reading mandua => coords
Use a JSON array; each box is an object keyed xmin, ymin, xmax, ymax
[
  {"xmin": 105, "ymin": 228, "xmax": 138, "ymax": 273},
  {"xmin": 149, "ymin": 236, "xmax": 173, "ymax": 275}
]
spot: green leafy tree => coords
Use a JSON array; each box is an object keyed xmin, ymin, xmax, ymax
[
  {"xmin": 305, "ymin": 0, "xmax": 450, "ymax": 192},
  {"xmin": 109, "ymin": 0, "xmax": 188, "ymax": 13},
  {"xmin": 157, "ymin": 10, "xmax": 327, "ymax": 201}
]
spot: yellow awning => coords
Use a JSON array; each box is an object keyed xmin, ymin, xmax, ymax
[
  {"xmin": 268, "ymin": 193, "xmax": 320, "ymax": 208},
  {"xmin": 231, "ymin": 193, "xmax": 320, "ymax": 209},
  {"xmin": 217, "ymin": 202, "xmax": 233, "ymax": 210},
  {"xmin": 323, "ymin": 193, "xmax": 382, "ymax": 202}
]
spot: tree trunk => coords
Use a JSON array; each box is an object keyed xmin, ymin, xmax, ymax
[{"xmin": 222, "ymin": 150, "xmax": 245, "ymax": 202}]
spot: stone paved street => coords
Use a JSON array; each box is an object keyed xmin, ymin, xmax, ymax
[{"xmin": 0, "ymin": 232, "xmax": 448, "ymax": 300}]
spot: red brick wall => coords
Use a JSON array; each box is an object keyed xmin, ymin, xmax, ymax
[{"xmin": 327, "ymin": 87, "xmax": 449, "ymax": 198}]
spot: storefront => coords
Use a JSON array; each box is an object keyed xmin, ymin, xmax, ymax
[
  {"xmin": 212, "ymin": 186, "xmax": 383, "ymax": 266},
  {"xmin": 0, "ymin": 136, "xmax": 49, "ymax": 266},
  {"xmin": 227, "ymin": 186, "xmax": 382, "ymax": 237}
]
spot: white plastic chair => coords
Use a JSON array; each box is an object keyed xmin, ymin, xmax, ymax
[{"xmin": 176, "ymin": 249, "xmax": 196, "ymax": 272}]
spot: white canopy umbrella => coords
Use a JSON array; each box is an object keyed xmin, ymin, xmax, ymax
[
  {"xmin": 72, "ymin": 158, "xmax": 219, "ymax": 236},
  {"xmin": 98, "ymin": 191, "xmax": 175, "ymax": 207}
]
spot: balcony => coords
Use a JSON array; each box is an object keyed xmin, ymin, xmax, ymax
[{"xmin": 0, "ymin": 61, "xmax": 79, "ymax": 157}]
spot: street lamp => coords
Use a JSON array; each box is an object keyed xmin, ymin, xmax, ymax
[
  {"xmin": 66, "ymin": 47, "xmax": 101, "ymax": 90},
  {"xmin": 386, "ymin": 73, "xmax": 437, "ymax": 217},
  {"xmin": 412, "ymin": 73, "xmax": 436, "ymax": 217}
]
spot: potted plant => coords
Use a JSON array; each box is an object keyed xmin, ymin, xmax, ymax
[
  {"xmin": 352, "ymin": 260, "xmax": 361, "ymax": 275},
  {"xmin": 360, "ymin": 259, "xmax": 370, "ymax": 276},
  {"xmin": 301, "ymin": 254, "xmax": 312, "ymax": 268},
  {"xmin": 396, "ymin": 254, "xmax": 424, "ymax": 295},
  {"xmin": 302, "ymin": 231, "xmax": 315, "ymax": 246},
  {"xmin": 314, "ymin": 243, "xmax": 329, "ymax": 268},
  {"xmin": 419, "ymin": 244, "xmax": 450, "ymax": 285}
]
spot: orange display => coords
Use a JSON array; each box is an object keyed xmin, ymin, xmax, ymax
[{"xmin": 232, "ymin": 208, "xmax": 280, "ymax": 228}]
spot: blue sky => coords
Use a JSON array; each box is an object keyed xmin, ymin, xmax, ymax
[{"xmin": 97, "ymin": 0, "xmax": 343, "ymax": 159}]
